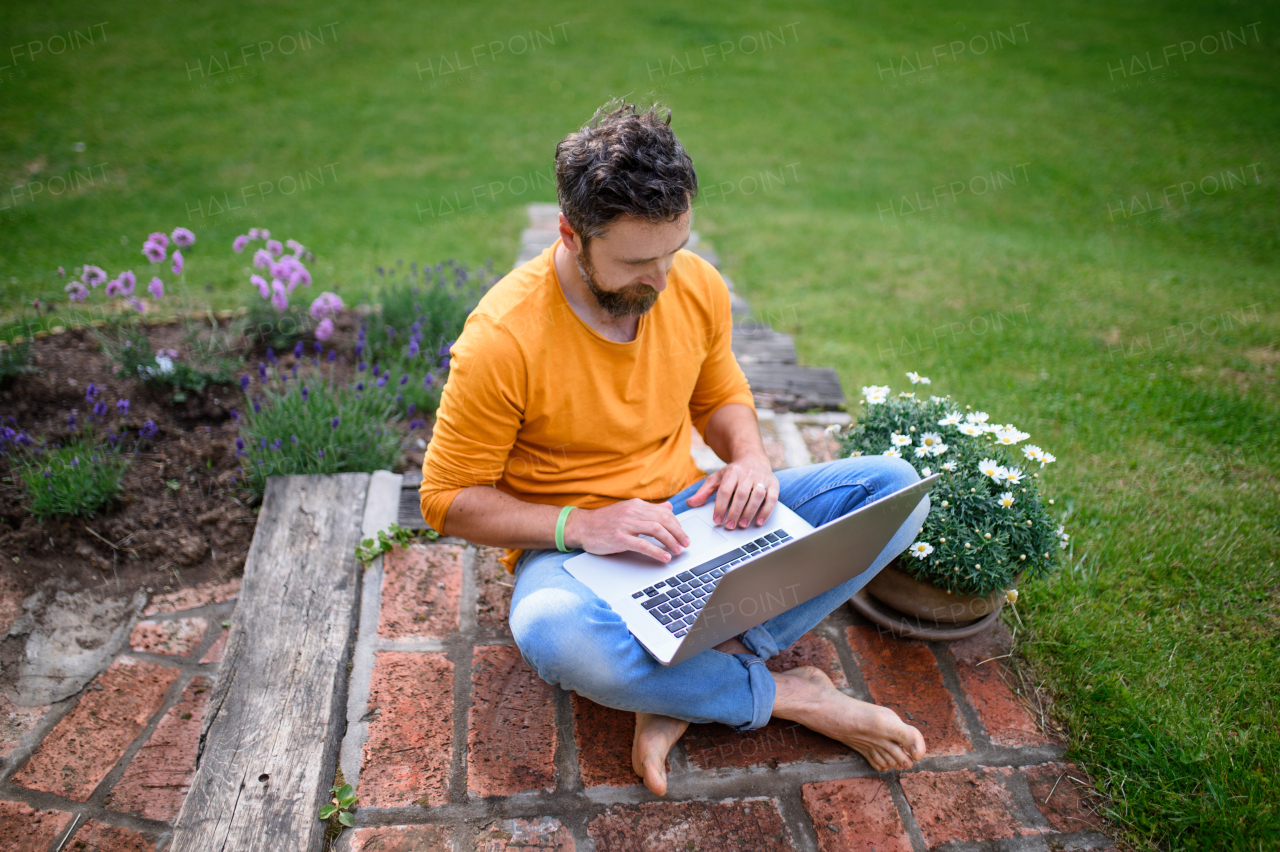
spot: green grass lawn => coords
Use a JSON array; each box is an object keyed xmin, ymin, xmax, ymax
[{"xmin": 2, "ymin": 0, "xmax": 1277, "ymax": 846}]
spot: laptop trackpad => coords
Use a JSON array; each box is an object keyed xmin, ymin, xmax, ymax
[{"xmin": 637, "ymin": 515, "xmax": 727, "ymax": 556}]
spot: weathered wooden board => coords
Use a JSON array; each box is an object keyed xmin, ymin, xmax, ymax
[
  {"xmin": 731, "ymin": 326, "xmax": 798, "ymax": 365},
  {"xmin": 170, "ymin": 473, "xmax": 370, "ymax": 852},
  {"xmin": 742, "ymin": 363, "xmax": 847, "ymax": 411}
]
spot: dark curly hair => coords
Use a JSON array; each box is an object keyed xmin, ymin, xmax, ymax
[{"xmin": 554, "ymin": 98, "xmax": 699, "ymax": 253}]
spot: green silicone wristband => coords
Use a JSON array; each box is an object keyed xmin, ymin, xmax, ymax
[{"xmin": 556, "ymin": 505, "xmax": 576, "ymax": 553}]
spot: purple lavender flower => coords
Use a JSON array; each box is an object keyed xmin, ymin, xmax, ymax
[
  {"xmin": 408, "ymin": 340, "xmax": 420, "ymax": 357},
  {"xmin": 424, "ymin": 372, "xmax": 435, "ymax": 387},
  {"xmin": 291, "ymin": 364, "xmax": 298, "ymax": 379},
  {"xmin": 258, "ymin": 362, "xmax": 267, "ymax": 381},
  {"xmin": 86, "ymin": 383, "xmax": 98, "ymax": 401},
  {"xmin": 171, "ymin": 227, "xmax": 195, "ymax": 248},
  {"xmin": 240, "ymin": 374, "xmax": 250, "ymax": 391},
  {"xmin": 171, "ymin": 250, "xmax": 184, "ymax": 276},
  {"xmin": 330, "ymin": 416, "xmax": 340, "ymax": 430},
  {"xmin": 301, "ymin": 385, "xmax": 309, "ymax": 401},
  {"xmin": 253, "ymin": 399, "xmax": 261, "ymax": 413},
  {"xmin": 67, "ymin": 412, "xmax": 77, "ymax": 428},
  {"xmin": 251, "ymin": 274, "xmax": 270, "ymax": 300},
  {"xmin": 140, "ymin": 420, "xmax": 159, "ymax": 440},
  {"xmin": 327, "ymin": 349, "xmax": 337, "ymax": 362},
  {"xmin": 291, "ymin": 435, "xmax": 298, "ymax": 444},
  {"xmin": 93, "ymin": 401, "xmax": 107, "ymax": 418},
  {"xmin": 260, "ymin": 437, "xmax": 267, "ymax": 449},
  {"xmin": 440, "ymin": 356, "xmax": 450, "ymax": 370},
  {"xmin": 72, "ymin": 456, "xmax": 79, "ymax": 467},
  {"xmin": 81, "ymin": 265, "xmax": 107, "ymax": 287},
  {"xmin": 147, "ymin": 277, "xmax": 165, "ymax": 299},
  {"xmin": 376, "ymin": 375, "xmax": 388, "ymax": 388},
  {"xmin": 407, "ymin": 403, "xmax": 416, "ymax": 417},
  {"xmin": 372, "ymin": 363, "xmax": 381, "ymax": 377},
  {"xmin": 293, "ymin": 341, "xmax": 304, "ymax": 359},
  {"xmin": 354, "ymin": 343, "xmax": 364, "ymax": 358},
  {"xmin": 356, "ymin": 381, "xmax": 364, "ymax": 391},
  {"xmin": 315, "ymin": 317, "xmax": 334, "ymax": 341},
  {"xmin": 317, "ymin": 448, "xmax": 325, "ymax": 459},
  {"xmin": 65, "ymin": 281, "xmax": 88, "ymax": 302},
  {"xmin": 313, "ymin": 341, "xmax": 322, "ymax": 354},
  {"xmin": 233, "ymin": 234, "xmax": 250, "ymax": 253},
  {"xmin": 148, "ymin": 231, "xmax": 169, "ymax": 249},
  {"xmin": 270, "ymin": 438, "xmax": 282, "ymax": 451},
  {"xmin": 358, "ymin": 361, "xmax": 367, "ymax": 372},
  {"xmin": 399, "ymin": 374, "xmax": 409, "ymax": 386},
  {"xmin": 116, "ymin": 398, "xmax": 130, "ymax": 416},
  {"xmin": 236, "ymin": 437, "xmax": 246, "ymax": 451},
  {"xmin": 386, "ymin": 326, "xmax": 396, "ymax": 340},
  {"xmin": 267, "ymin": 348, "xmax": 278, "ymax": 364},
  {"xmin": 142, "ymin": 241, "xmax": 166, "ymax": 263},
  {"xmin": 230, "ymin": 408, "xmax": 239, "ymax": 421}
]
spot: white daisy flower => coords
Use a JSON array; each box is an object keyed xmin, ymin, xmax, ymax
[
  {"xmin": 919, "ymin": 431, "xmax": 943, "ymax": 449},
  {"xmin": 966, "ymin": 411, "xmax": 990, "ymax": 424},
  {"xmin": 995, "ymin": 428, "xmax": 1030, "ymax": 445},
  {"xmin": 849, "ymin": 449, "xmax": 863, "ymax": 457},
  {"xmin": 883, "ymin": 447, "xmax": 902, "ymax": 458},
  {"xmin": 998, "ymin": 492, "xmax": 1015, "ymax": 508},
  {"xmin": 898, "ymin": 391, "xmax": 916, "ymax": 399},
  {"xmin": 914, "ymin": 444, "xmax": 931, "ymax": 458},
  {"xmin": 824, "ymin": 424, "xmax": 839, "ymax": 435},
  {"xmin": 929, "ymin": 395, "xmax": 945, "ymax": 403},
  {"xmin": 1003, "ymin": 467, "xmax": 1026, "ymax": 484},
  {"xmin": 981, "ymin": 422, "xmax": 1003, "ymax": 433},
  {"xmin": 1022, "ymin": 444, "xmax": 1045, "ymax": 463},
  {"xmin": 891, "ymin": 432, "xmax": 912, "ymax": 447},
  {"xmin": 1040, "ymin": 452, "xmax": 1056, "ymax": 467},
  {"xmin": 920, "ymin": 467, "xmax": 932, "ymax": 477},
  {"xmin": 861, "ymin": 385, "xmax": 891, "ymax": 405},
  {"xmin": 938, "ymin": 412, "xmax": 962, "ymax": 426},
  {"xmin": 978, "ymin": 458, "xmax": 1003, "ymax": 479},
  {"xmin": 1005, "ymin": 589, "xmax": 1019, "ymax": 604},
  {"xmin": 905, "ymin": 372, "xmax": 931, "ymax": 385},
  {"xmin": 928, "ymin": 442, "xmax": 949, "ymax": 457},
  {"xmin": 958, "ymin": 423, "xmax": 983, "ymax": 436},
  {"xmin": 941, "ymin": 461, "xmax": 957, "ymax": 472},
  {"xmin": 908, "ymin": 541, "xmax": 934, "ymax": 559}
]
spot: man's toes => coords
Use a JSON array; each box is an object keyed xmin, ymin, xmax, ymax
[
  {"xmin": 643, "ymin": 758, "xmax": 668, "ymax": 796},
  {"xmin": 882, "ymin": 741, "xmax": 913, "ymax": 769},
  {"xmin": 901, "ymin": 726, "xmax": 927, "ymax": 761}
]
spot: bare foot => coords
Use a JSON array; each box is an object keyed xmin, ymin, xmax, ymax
[
  {"xmin": 771, "ymin": 666, "xmax": 926, "ymax": 771},
  {"xmin": 631, "ymin": 712, "xmax": 690, "ymax": 796}
]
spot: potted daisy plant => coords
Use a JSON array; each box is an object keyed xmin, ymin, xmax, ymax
[{"xmin": 829, "ymin": 372, "xmax": 1068, "ymax": 640}]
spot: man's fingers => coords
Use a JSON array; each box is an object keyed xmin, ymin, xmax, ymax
[
  {"xmin": 686, "ymin": 471, "xmax": 721, "ymax": 506},
  {"xmin": 752, "ymin": 484, "xmax": 779, "ymax": 526},
  {"xmin": 640, "ymin": 519, "xmax": 685, "ymax": 556},
  {"xmin": 722, "ymin": 477, "xmax": 756, "ymax": 530},
  {"xmin": 625, "ymin": 534, "xmax": 676, "ymax": 563}
]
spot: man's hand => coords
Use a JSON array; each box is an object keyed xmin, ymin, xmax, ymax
[
  {"xmin": 685, "ymin": 452, "xmax": 778, "ymax": 530},
  {"xmin": 565, "ymin": 499, "xmax": 692, "ymax": 564}
]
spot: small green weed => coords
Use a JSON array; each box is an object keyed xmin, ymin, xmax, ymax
[
  {"xmin": 355, "ymin": 522, "xmax": 438, "ymax": 565},
  {"xmin": 17, "ymin": 438, "xmax": 130, "ymax": 520},
  {"xmin": 318, "ymin": 782, "xmax": 356, "ymax": 828}
]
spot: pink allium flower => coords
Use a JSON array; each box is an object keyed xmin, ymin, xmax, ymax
[
  {"xmin": 156, "ymin": 348, "xmax": 179, "ymax": 359},
  {"xmin": 148, "ymin": 232, "xmax": 169, "ymax": 249},
  {"xmin": 251, "ymin": 274, "xmax": 270, "ymax": 300},
  {"xmin": 266, "ymin": 239, "xmax": 283, "ymax": 257},
  {"xmin": 252, "ymin": 248, "xmax": 272, "ymax": 270},
  {"xmin": 57, "ymin": 266, "xmax": 65, "ymax": 276},
  {"xmin": 105, "ymin": 278, "xmax": 122, "ymax": 297},
  {"xmin": 147, "ymin": 277, "xmax": 165, "ymax": 298},
  {"xmin": 270, "ymin": 279, "xmax": 289, "ymax": 312},
  {"xmin": 119, "ymin": 270, "xmax": 136, "ymax": 295},
  {"xmin": 142, "ymin": 241, "xmax": 166, "ymax": 263},
  {"xmin": 309, "ymin": 291, "xmax": 344, "ymax": 320},
  {"xmin": 128, "ymin": 297, "xmax": 148, "ymax": 314},
  {"xmin": 233, "ymin": 234, "xmax": 250, "ymax": 253},
  {"xmin": 291, "ymin": 267, "xmax": 312, "ymax": 288},
  {"xmin": 247, "ymin": 228, "xmax": 262, "ymax": 240},
  {"xmin": 82, "ymin": 265, "xmax": 107, "ymax": 287},
  {"xmin": 315, "ymin": 317, "xmax": 335, "ymax": 341},
  {"xmin": 171, "ymin": 250, "xmax": 184, "ymax": 276},
  {"xmin": 171, "ymin": 227, "xmax": 195, "ymax": 248},
  {"xmin": 286, "ymin": 238, "xmax": 305, "ymax": 255},
  {"xmin": 259, "ymin": 229, "xmax": 270, "ymax": 239},
  {"xmin": 65, "ymin": 281, "xmax": 88, "ymax": 302}
]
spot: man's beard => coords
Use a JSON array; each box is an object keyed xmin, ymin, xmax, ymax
[{"xmin": 577, "ymin": 246, "xmax": 659, "ymax": 319}]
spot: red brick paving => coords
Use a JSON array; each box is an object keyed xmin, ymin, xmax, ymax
[
  {"xmin": 468, "ymin": 646, "xmax": 557, "ymax": 797},
  {"xmin": 588, "ymin": 798, "xmax": 795, "ymax": 851},
  {"xmin": 1024, "ymin": 762, "xmax": 1109, "ymax": 833},
  {"xmin": 950, "ymin": 625, "xmax": 1050, "ymax": 748},
  {"xmin": 801, "ymin": 778, "xmax": 912, "ymax": 852},
  {"xmin": 142, "ymin": 578, "xmax": 240, "ymax": 616},
  {"xmin": 109, "ymin": 676, "xmax": 210, "ymax": 821},
  {"xmin": 67, "ymin": 818, "xmax": 156, "ymax": 850},
  {"xmin": 767, "ymin": 632, "xmax": 849, "ymax": 687},
  {"xmin": 12, "ymin": 656, "xmax": 180, "ymax": 800},
  {"xmin": 360, "ymin": 651, "xmax": 455, "ymax": 807},
  {"xmin": 474, "ymin": 546, "xmax": 514, "ymax": 635},
  {"xmin": 127, "ymin": 617, "xmax": 208, "ymax": 657},
  {"xmin": 571, "ymin": 693, "xmax": 637, "ymax": 789},
  {"xmin": 199, "ymin": 627, "xmax": 228, "ymax": 663},
  {"xmin": 0, "ymin": 693, "xmax": 46, "ymax": 763},
  {"xmin": 378, "ymin": 544, "xmax": 464, "ymax": 641},
  {"xmin": 0, "ymin": 573, "xmax": 25, "ymax": 635},
  {"xmin": 899, "ymin": 766, "xmax": 1041, "ymax": 847},
  {"xmin": 475, "ymin": 816, "xmax": 574, "ymax": 850},
  {"xmin": 346, "ymin": 824, "xmax": 455, "ymax": 850},
  {"xmin": 847, "ymin": 625, "xmax": 971, "ymax": 756},
  {"xmin": 0, "ymin": 800, "xmax": 75, "ymax": 852}
]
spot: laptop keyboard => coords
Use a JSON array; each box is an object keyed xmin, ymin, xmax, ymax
[{"xmin": 630, "ymin": 529, "xmax": 793, "ymax": 638}]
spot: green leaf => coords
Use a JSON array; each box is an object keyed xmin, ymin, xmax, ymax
[
  {"xmin": 339, "ymin": 794, "xmax": 357, "ymax": 808},
  {"xmin": 335, "ymin": 783, "xmax": 354, "ymax": 800},
  {"xmin": 338, "ymin": 810, "xmax": 354, "ymax": 827},
  {"xmin": 318, "ymin": 804, "xmax": 337, "ymax": 819}
]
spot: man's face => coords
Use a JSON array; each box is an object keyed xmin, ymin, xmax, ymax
[{"xmin": 573, "ymin": 211, "xmax": 691, "ymax": 319}]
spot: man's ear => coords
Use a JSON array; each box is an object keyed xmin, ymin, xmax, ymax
[{"xmin": 558, "ymin": 214, "xmax": 581, "ymax": 253}]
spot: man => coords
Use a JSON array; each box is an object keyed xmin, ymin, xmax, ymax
[{"xmin": 419, "ymin": 99, "xmax": 928, "ymax": 796}]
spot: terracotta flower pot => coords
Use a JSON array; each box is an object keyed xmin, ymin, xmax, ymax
[{"xmin": 865, "ymin": 562, "xmax": 1006, "ymax": 623}]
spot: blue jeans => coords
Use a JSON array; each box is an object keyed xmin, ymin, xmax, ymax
[{"xmin": 508, "ymin": 455, "xmax": 927, "ymax": 731}]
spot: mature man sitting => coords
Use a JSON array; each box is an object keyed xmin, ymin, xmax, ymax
[{"xmin": 419, "ymin": 99, "xmax": 928, "ymax": 796}]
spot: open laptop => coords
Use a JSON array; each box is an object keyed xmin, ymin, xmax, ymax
[{"xmin": 565, "ymin": 474, "xmax": 939, "ymax": 665}]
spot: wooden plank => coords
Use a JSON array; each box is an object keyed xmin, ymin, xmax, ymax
[
  {"xmin": 731, "ymin": 327, "xmax": 798, "ymax": 365},
  {"xmin": 170, "ymin": 473, "xmax": 370, "ymax": 852},
  {"xmin": 742, "ymin": 363, "xmax": 846, "ymax": 411},
  {"xmin": 399, "ymin": 484, "xmax": 429, "ymax": 530}
]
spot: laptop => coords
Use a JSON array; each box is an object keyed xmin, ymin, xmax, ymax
[{"xmin": 565, "ymin": 474, "xmax": 939, "ymax": 665}]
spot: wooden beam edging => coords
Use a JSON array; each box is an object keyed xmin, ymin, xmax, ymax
[{"xmin": 169, "ymin": 472, "xmax": 393, "ymax": 852}]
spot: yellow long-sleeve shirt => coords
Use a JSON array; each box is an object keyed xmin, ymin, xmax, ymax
[{"xmin": 418, "ymin": 238, "xmax": 755, "ymax": 573}]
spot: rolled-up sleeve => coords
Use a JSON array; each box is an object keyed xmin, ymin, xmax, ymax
[
  {"xmin": 688, "ymin": 268, "xmax": 755, "ymax": 438},
  {"xmin": 419, "ymin": 313, "xmax": 526, "ymax": 533}
]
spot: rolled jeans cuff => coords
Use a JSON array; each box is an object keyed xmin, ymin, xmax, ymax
[
  {"xmin": 731, "ymin": 654, "xmax": 776, "ymax": 732},
  {"xmin": 739, "ymin": 624, "xmax": 780, "ymax": 661}
]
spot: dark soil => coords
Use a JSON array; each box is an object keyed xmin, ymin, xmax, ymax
[{"xmin": 0, "ymin": 317, "xmax": 432, "ymax": 609}]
